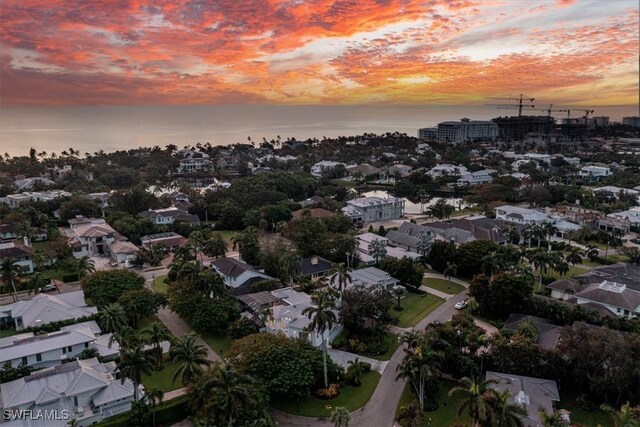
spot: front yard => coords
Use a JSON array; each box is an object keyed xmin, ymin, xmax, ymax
[
  {"xmin": 272, "ymin": 370, "xmax": 381, "ymax": 417},
  {"xmin": 202, "ymin": 332, "xmax": 233, "ymax": 356},
  {"xmin": 151, "ymin": 275, "xmax": 169, "ymax": 295},
  {"xmin": 396, "ymin": 380, "xmax": 472, "ymax": 426},
  {"xmin": 141, "ymin": 359, "xmax": 184, "ymax": 392},
  {"xmin": 422, "ymin": 278, "xmax": 465, "ymax": 295},
  {"xmin": 392, "ymin": 292, "xmax": 445, "ymax": 328}
]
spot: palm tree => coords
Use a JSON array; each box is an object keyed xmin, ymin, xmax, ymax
[
  {"xmin": 177, "ymin": 260, "xmax": 204, "ymax": 283},
  {"xmin": 141, "ymin": 321, "xmax": 170, "ymax": 365},
  {"xmin": 397, "ymin": 399, "xmax": 424, "ymax": 427},
  {"xmin": 98, "ymin": 303, "xmax": 128, "ymax": 333},
  {"xmin": 331, "ymin": 406, "xmax": 351, "ymax": 427},
  {"xmin": 538, "ymin": 408, "xmax": 569, "ymax": 427},
  {"xmin": 110, "ymin": 326, "xmax": 139, "ymax": 349},
  {"xmin": 346, "ymin": 357, "xmax": 367, "ymax": 386},
  {"xmin": 368, "ymin": 238, "xmax": 387, "ymax": 265},
  {"xmin": 444, "ymin": 262, "xmax": 458, "ymax": 287},
  {"xmin": 522, "ymin": 225, "xmax": 535, "ymax": 248},
  {"xmin": 396, "ymin": 333, "xmax": 444, "ymax": 411},
  {"xmin": 26, "ymin": 272, "xmax": 49, "ymax": 295},
  {"xmin": 586, "ymin": 244, "xmax": 599, "ymax": 261},
  {"xmin": 204, "ymin": 235, "xmax": 226, "ymax": 259},
  {"xmin": 601, "ymin": 402, "xmax": 640, "ymax": 427},
  {"xmin": 329, "ymin": 263, "xmax": 352, "ymax": 294},
  {"xmin": 76, "ymin": 256, "xmax": 95, "ymax": 279},
  {"xmin": 565, "ymin": 247, "xmax": 584, "ymax": 275},
  {"xmin": 118, "ymin": 345, "xmax": 154, "ymax": 401},
  {"xmin": 416, "ymin": 232, "xmax": 433, "ymax": 260},
  {"xmin": 391, "ymin": 286, "xmax": 406, "ymax": 311},
  {"xmin": 170, "ymin": 333, "xmax": 211, "ymax": 386},
  {"xmin": 487, "ymin": 390, "xmax": 526, "ymax": 427},
  {"xmin": 143, "ymin": 387, "xmax": 164, "ymax": 427},
  {"xmin": 541, "ymin": 222, "xmax": 559, "ymax": 251},
  {"xmin": 0, "ymin": 258, "xmax": 23, "ymax": 302},
  {"xmin": 16, "ymin": 220, "xmax": 36, "ymax": 246},
  {"xmin": 604, "ymin": 229, "xmax": 623, "ymax": 261},
  {"xmin": 67, "ymin": 419, "xmax": 79, "ymax": 427},
  {"xmin": 302, "ymin": 291, "xmax": 337, "ymax": 388},
  {"xmin": 481, "ymin": 252, "xmax": 503, "ymax": 279},
  {"xmin": 190, "ymin": 364, "xmax": 259, "ymax": 426},
  {"xmin": 449, "ymin": 376, "xmax": 498, "ymax": 427},
  {"xmin": 280, "ymin": 250, "xmax": 302, "ymax": 287}
]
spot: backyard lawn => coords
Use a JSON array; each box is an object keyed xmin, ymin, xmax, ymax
[
  {"xmin": 422, "ymin": 278, "xmax": 465, "ymax": 295},
  {"xmin": 556, "ymin": 396, "xmax": 611, "ymax": 427},
  {"xmin": 152, "ymin": 275, "xmax": 169, "ymax": 295},
  {"xmin": 141, "ymin": 360, "xmax": 184, "ymax": 392},
  {"xmin": 392, "ymin": 293, "xmax": 445, "ymax": 328},
  {"xmin": 272, "ymin": 371, "xmax": 381, "ymax": 417},
  {"xmin": 396, "ymin": 380, "xmax": 472, "ymax": 427}
]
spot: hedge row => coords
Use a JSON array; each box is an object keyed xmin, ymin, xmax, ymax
[{"xmin": 96, "ymin": 396, "xmax": 189, "ymax": 427}]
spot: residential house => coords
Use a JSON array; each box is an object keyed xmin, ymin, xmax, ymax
[
  {"xmin": 356, "ymin": 232, "xmax": 421, "ymax": 264},
  {"xmin": 591, "ymin": 186, "xmax": 639, "ymax": 201},
  {"xmin": 608, "ymin": 206, "xmax": 640, "ymax": 230},
  {"xmin": 495, "ymin": 205, "xmax": 550, "ymax": 226},
  {"xmin": 578, "ymin": 165, "xmax": 612, "ymax": 182},
  {"xmin": 140, "ymin": 232, "xmax": 187, "ymax": 251},
  {"xmin": 386, "ymin": 164, "xmax": 413, "ymax": 179},
  {"xmin": 298, "ymin": 255, "xmax": 334, "ymax": 280},
  {"xmin": 342, "ymin": 196, "xmax": 405, "ymax": 226},
  {"xmin": 385, "ymin": 222, "xmax": 437, "ymax": 252},
  {"xmin": 177, "ymin": 150, "xmax": 212, "ymax": 174},
  {"xmin": 0, "ymin": 241, "xmax": 34, "ymax": 273},
  {"xmin": 65, "ymin": 218, "xmax": 116, "ymax": 258},
  {"xmin": 311, "ymin": 161, "xmax": 345, "ymax": 177},
  {"xmin": 0, "ymin": 223, "xmax": 48, "ymax": 243},
  {"xmin": 14, "ymin": 177, "xmax": 55, "ymax": 191},
  {"xmin": 547, "ymin": 263, "xmax": 640, "ymax": 318},
  {"xmin": 456, "ymin": 169, "xmax": 495, "ymax": 186},
  {"xmin": 109, "ymin": 241, "xmax": 140, "ymax": 266},
  {"xmin": 210, "ymin": 257, "xmax": 274, "ymax": 295},
  {"xmin": 0, "ymin": 358, "xmax": 137, "ymax": 427},
  {"xmin": 346, "ymin": 163, "xmax": 382, "ymax": 180},
  {"xmin": 0, "ymin": 291, "xmax": 97, "ymax": 331},
  {"xmin": 265, "ymin": 287, "xmax": 342, "ymax": 347},
  {"xmin": 596, "ymin": 216, "xmax": 631, "ymax": 234},
  {"xmin": 0, "ymin": 327, "xmax": 96, "ymax": 369},
  {"xmin": 486, "ymin": 371, "xmax": 561, "ymax": 427},
  {"xmin": 138, "ymin": 207, "xmax": 200, "ymax": 225},
  {"xmin": 503, "ymin": 314, "xmax": 562, "ymax": 351},
  {"xmin": 327, "ymin": 267, "xmax": 399, "ymax": 291},
  {"xmin": 426, "ymin": 164, "xmax": 469, "ymax": 178},
  {"xmin": 426, "ymin": 216, "xmax": 510, "ymax": 245},
  {"xmin": 1, "ymin": 191, "xmax": 71, "ymax": 209}
]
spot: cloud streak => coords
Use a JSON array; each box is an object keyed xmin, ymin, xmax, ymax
[{"xmin": 0, "ymin": 0, "xmax": 637, "ymax": 106}]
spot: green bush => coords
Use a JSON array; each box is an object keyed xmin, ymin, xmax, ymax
[
  {"xmin": 62, "ymin": 273, "xmax": 79, "ymax": 283},
  {"xmin": 96, "ymin": 396, "xmax": 189, "ymax": 427}
]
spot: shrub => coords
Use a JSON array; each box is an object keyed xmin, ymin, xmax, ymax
[
  {"xmin": 314, "ymin": 383, "xmax": 340, "ymax": 399},
  {"xmin": 62, "ymin": 273, "xmax": 79, "ymax": 283},
  {"xmin": 228, "ymin": 318, "xmax": 258, "ymax": 339}
]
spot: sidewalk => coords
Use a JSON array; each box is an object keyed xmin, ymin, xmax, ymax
[
  {"xmin": 419, "ymin": 285, "xmax": 452, "ymax": 300},
  {"xmin": 423, "ymin": 272, "xmax": 469, "ymax": 288},
  {"xmin": 327, "ymin": 348, "xmax": 388, "ymax": 373}
]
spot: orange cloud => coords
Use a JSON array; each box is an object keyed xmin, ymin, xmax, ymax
[{"xmin": 0, "ymin": 0, "xmax": 637, "ymax": 106}]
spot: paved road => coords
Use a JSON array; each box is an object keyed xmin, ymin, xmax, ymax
[
  {"xmin": 327, "ymin": 348, "xmax": 388, "ymax": 373},
  {"xmin": 273, "ymin": 288, "xmax": 470, "ymax": 427}
]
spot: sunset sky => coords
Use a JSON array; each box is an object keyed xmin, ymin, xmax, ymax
[{"xmin": 1, "ymin": 0, "xmax": 638, "ymax": 107}]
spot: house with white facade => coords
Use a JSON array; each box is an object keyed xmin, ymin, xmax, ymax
[
  {"xmin": 0, "ymin": 291, "xmax": 97, "ymax": 331},
  {"xmin": 356, "ymin": 232, "xmax": 421, "ymax": 264},
  {"xmin": 65, "ymin": 218, "xmax": 116, "ymax": 258},
  {"xmin": 608, "ymin": 206, "xmax": 640, "ymax": 229},
  {"xmin": 109, "ymin": 241, "xmax": 140, "ymax": 266},
  {"xmin": 265, "ymin": 287, "xmax": 342, "ymax": 347},
  {"xmin": 495, "ymin": 205, "xmax": 551, "ymax": 226},
  {"xmin": 591, "ymin": 186, "xmax": 640, "ymax": 200},
  {"xmin": 547, "ymin": 264, "xmax": 640, "ymax": 319},
  {"xmin": 0, "ymin": 241, "xmax": 34, "ymax": 273},
  {"xmin": 0, "ymin": 358, "xmax": 137, "ymax": 427},
  {"xmin": 327, "ymin": 267, "xmax": 400, "ymax": 291},
  {"xmin": 427, "ymin": 164, "xmax": 469, "ymax": 178},
  {"xmin": 578, "ymin": 166, "xmax": 612, "ymax": 182},
  {"xmin": 0, "ymin": 327, "xmax": 97, "ymax": 369},
  {"xmin": 14, "ymin": 177, "xmax": 55, "ymax": 191},
  {"xmin": 1, "ymin": 191, "xmax": 72, "ymax": 209},
  {"xmin": 456, "ymin": 169, "xmax": 495, "ymax": 186},
  {"xmin": 138, "ymin": 207, "xmax": 200, "ymax": 225},
  {"xmin": 311, "ymin": 161, "xmax": 345, "ymax": 177},
  {"xmin": 211, "ymin": 257, "xmax": 274, "ymax": 295},
  {"xmin": 177, "ymin": 150, "xmax": 212, "ymax": 174},
  {"xmin": 342, "ymin": 196, "xmax": 405, "ymax": 226}
]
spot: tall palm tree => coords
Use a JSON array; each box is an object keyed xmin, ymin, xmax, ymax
[
  {"xmin": 586, "ymin": 244, "xmax": 599, "ymax": 261},
  {"xmin": 346, "ymin": 357, "xmax": 367, "ymax": 386},
  {"xmin": 190, "ymin": 364, "xmax": 260, "ymax": 426},
  {"xmin": 16, "ymin": 220, "xmax": 36, "ymax": 246},
  {"xmin": 26, "ymin": 272, "xmax": 49, "ymax": 295},
  {"xmin": 1, "ymin": 258, "xmax": 23, "ymax": 302},
  {"xmin": 110, "ymin": 326, "xmax": 139, "ymax": 349},
  {"xmin": 522, "ymin": 225, "xmax": 535, "ymax": 248},
  {"xmin": 487, "ymin": 390, "xmax": 526, "ymax": 427},
  {"xmin": 449, "ymin": 376, "xmax": 498, "ymax": 427},
  {"xmin": 76, "ymin": 256, "xmax": 95, "ymax": 279},
  {"xmin": 178, "ymin": 260, "xmax": 204, "ymax": 283},
  {"xmin": 141, "ymin": 321, "xmax": 170, "ymax": 365},
  {"xmin": 280, "ymin": 250, "xmax": 301, "ymax": 287},
  {"xmin": 118, "ymin": 345, "xmax": 154, "ymax": 401},
  {"xmin": 98, "ymin": 303, "xmax": 128, "ymax": 333},
  {"xmin": 330, "ymin": 263, "xmax": 352, "ymax": 294},
  {"xmin": 565, "ymin": 247, "xmax": 584, "ymax": 275},
  {"xmin": 481, "ymin": 252, "xmax": 503, "ymax": 279},
  {"xmin": 303, "ymin": 291, "xmax": 337, "ymax": 388},
  {"xmin": 170, "ymin": 333, "xmax": 211, "ymax": 386},
  {"xmin": 330, "ymin": 406, "xmax": 351, "ymax": 427},
  {"xmin": 444, "ymin": 262, "xmax": 458, "ymax": 288},
  {"xmin": 541, "ymin": 222, "xmax": 559, "ymax": 251},
  {"xmin": 144, "ymin": 387, "xmax": 164, "ymax": 427}
]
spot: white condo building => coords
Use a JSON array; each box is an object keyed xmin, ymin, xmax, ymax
[
  {"xmin": 342, "ymin": 196, "xmax": 405, "ymax": 225},
  {"xmin": 419, "ymin": 118, "xmax": 499, "ymax": 144}
]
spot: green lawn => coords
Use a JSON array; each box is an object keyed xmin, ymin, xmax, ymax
[
  {"xmin": 556, "ymin": 396, "xmax": 611, "ymax": 426},
  {"xmin": 213, "ymin": 230, "xmax": 239, "ymax": 250},
  {"xmin": 550, "ymin": 266, "xmax": 588, "ymax": 280},
  {"xmin": 202, "ymin": 333, "xmax": 233, "ymax": 356},
  {"xmin": 396, "ymin": 380, "xmax": 472, "ymax": 427},
  {"xmin": 0, "ymin": 328, "xmax": 19, "ymax": 338},
  {"xmin": 141, "ymin": 360, "xmax": 184, "ymax": 392},
  {"xmin": 392, "ymin": 293, "xmax": 445, "ymax": 328},
  {"xmin": 367, "ymin": 331, "xmax": 401, "ymax": 361},
  {"xmin": 42, "ymin": 268, "xmax": 74, "ymax": 282},
  {"xmin": 272, "ymin": 371, "xmax": 381, "ymax": 417},
  {"xmin": 135, "ymin": 315, "xmax": 162, "ymax": 332},
  {"xmin": 152, "ymin": 275, "xmax": 169, "ymax": 295},
  {"xmin": 422, "ymin": 278, "xmax": 465, "ymax": 295}
]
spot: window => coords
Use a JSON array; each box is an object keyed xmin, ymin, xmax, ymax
[
  {"xmin": 36, "ymin": 353, "xmax": 42, "ymax": 362},
  {"xmin": 73, "ymin": 396, "xmax": 78, "ymax": 407},
  {"xmin": 21, "ymin": 357, "xmax": 28, "ymax": 365},
  {"xmin": 63, "ymin": 347, "xmax": 67, "ymax": 354},
  {"xmin": 85, "ymin": 342, "xmax": 89, "ymax": 349},
  {"xmin": 68, "ymin": 346, "xmax": 73, "ymax": 352}
]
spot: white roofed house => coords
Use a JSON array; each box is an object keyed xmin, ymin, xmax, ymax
[
  {"xmin": 311, "ymin": 161, "xmax": 345, "ymax": 177},
  {"xmin": 356, "ymin": 232, "xmax": 421, "ymax": 264},
  {"xmin": 265, "ymin": 287, "xmax": 342, "ymax": 347},
  {"xmin": 427, "ymin": 164, "xmax": 469, "ymax": 178},
  {"xmin": 341, "ymin": 196, "xmax": 405, "ymax": 226},
  {"xmin": 607, "ymin": 206, "xmax": 640, "ymax": 229},
  {"xmin": 0, "ymin": 290, "xmax": 97, "ymax": 331},
  {"xmin": 495, "ymin": 205, "xmax": 551, "ymax": 226},
  {"xmin": 0, "ymin": 358, "xmax": 138, "ymax": 427},
  {"xmin": 138, "ymin": 207, "xmax": 200, "ymax": 226},
  {"xmin": 456, "ymin": 169, "xmax": 495, "ymax": 186},
  {"xmin": 210, "ymin": 257, "xmax": 274, "ymax": 296},
  {"xmin": 326, "ymin": 266, "xmax": 399, "ymax": 292},
  {"xmin": 578, "ymin": 165, "xmax": 612, "ymax": 182},
  {"xmin": 0, "ymin": 240, "xmax": 34, "ymax": 273}
]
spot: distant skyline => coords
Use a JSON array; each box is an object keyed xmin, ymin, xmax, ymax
[{"xmin": 0, "ymin": 0, "xmax": 638, "ymax": 108}]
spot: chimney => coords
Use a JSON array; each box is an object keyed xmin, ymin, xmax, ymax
[{"xmin": 310, "ymin": 256, "xmax": 318, "ymax": 265}]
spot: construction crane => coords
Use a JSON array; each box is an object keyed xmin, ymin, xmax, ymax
[
  {"xmin": 485, "ymin": 93, "xmax": 535, "ymax": 117},
  {"xmin": 542, "ymin": 104, "xmax": 568, "ymax": 118}
]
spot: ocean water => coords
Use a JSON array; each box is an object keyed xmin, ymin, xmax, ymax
[{"xmin": 0, "ymin": 104, "xmax": 636, "ymax": 157}]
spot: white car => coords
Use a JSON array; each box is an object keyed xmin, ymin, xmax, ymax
[
  {"xmin": 454, "ymin": 299, "xmax": 468, "ymax": 310},
  {"xmin": 40, "ymin": 283, "xmax": 57, "ymax": 292}
]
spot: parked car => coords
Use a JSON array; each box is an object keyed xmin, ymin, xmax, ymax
[
  {"xmin": 40, "ymin": 283, "xmax": 56, "ymax": 292},
  {"xmin": 454, "ymin": 299, "xmax": 468, "ymax": 310}
]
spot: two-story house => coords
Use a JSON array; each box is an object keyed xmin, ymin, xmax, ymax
[
  {"xmin": 210, "ymin": 257, "xmax": 274, "ymax": 295},
  {"xmin": 341, "ymin": 196, "xmax": 405, "ymax": 226},
  {"xmin": 0, "ymin": 358, "xmax": 138, "ymax": 427},
  {"xmin": 0, "ymin": 241, "xmax": 34, "ymax": 273},
  {"xmin": 66, "ymin": 218, "xmax": 116, "ymax": 258},
  {"xmin": 138, "ymin": 207, "xmax": 200, "ymax": 225}
]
